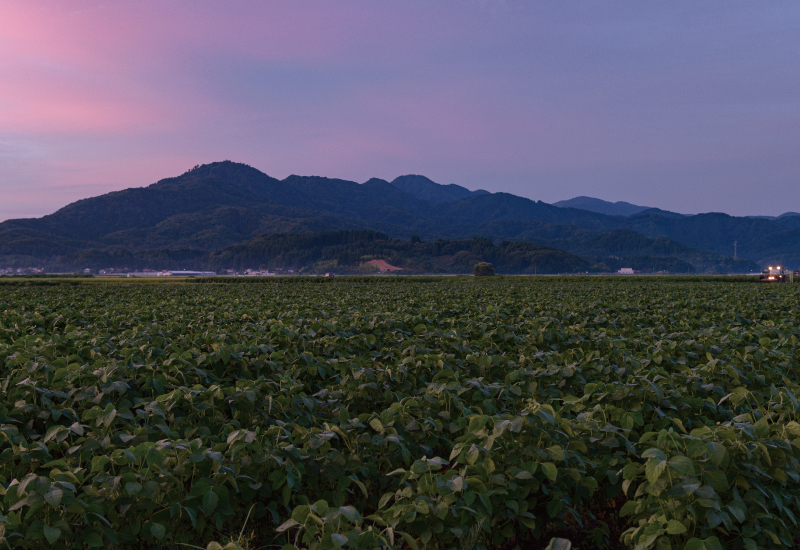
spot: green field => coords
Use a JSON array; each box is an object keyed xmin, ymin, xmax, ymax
[{"xmin": 0, "ymin": 279, "xmax": 798, "ymax": 550}]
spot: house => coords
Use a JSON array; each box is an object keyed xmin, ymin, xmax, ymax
[{"xmin": 618, "ymin": 267, "xmax": 634, "ymax": 275}]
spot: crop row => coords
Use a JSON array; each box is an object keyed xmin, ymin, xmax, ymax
[{"xmin": 0, "ymin": 280, "xmax": 798, "ymax": 550}]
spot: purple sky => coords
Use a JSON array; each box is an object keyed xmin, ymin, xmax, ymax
[{"xmin": 1, "ymin": 1, "xmax": 799, "ymax": 221}]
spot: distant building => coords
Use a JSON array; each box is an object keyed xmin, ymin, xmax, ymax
[
  {"xmin": 164, "ymin": 271, "xmax": 216, "ymax": 277},
  {"xmin": 245, "ymin": 269, "xmax": 273, "ymax": 276},
  {"xmin": 364, "ymin": 259, "xmax": 403, "ymax": 273},
  {"xmin": 618, "ymin": 267, "xmax": 634, "ymax": 275}
]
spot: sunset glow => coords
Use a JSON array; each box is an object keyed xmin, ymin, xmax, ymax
[{"xmin": 1, "ymin": 1, "xmax": 799, "ymax": 220}]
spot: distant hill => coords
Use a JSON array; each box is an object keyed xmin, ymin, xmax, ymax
[
  {"xmin": 206, "ymin": 230, "xmax": 597, "ymax": 274},
  {"xmin": 748, "ymin": 212, "xmax": 800, "ymax": 220},
  {"xmin": 50, "ymin": 230, "xmax": 600, "ymax": 274},
  {"xmin": 388, "ymin": 175, "xmax": 489, "ymax": 203},
  {"xmin": 0, "ymin": 160, "xmax": 796, "ymax": 272},
  {"xmin": 471, "ymin": 222, "xmax": 758, "ymax": 273},
  {"xmin": 552, "ymin": 196, "xmax": 652, "ymax": 216}
]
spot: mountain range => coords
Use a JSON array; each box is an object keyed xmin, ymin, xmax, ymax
[
  {"xmin": 552, "ymin": 196, "xmax": 654, "ymax": 217},
  {"xmin": 1, "ymin": 160, "xmax": 797, "ymax": 273}
]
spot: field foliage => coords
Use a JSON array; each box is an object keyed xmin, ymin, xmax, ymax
[{"xmin": 0, "ymin": 279, "xmax": 798, "ymax": 550}]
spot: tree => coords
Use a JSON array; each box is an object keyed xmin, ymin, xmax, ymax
[{"xmin": 473, "ymin": 262, "xmax": 495, "ymax": 276}]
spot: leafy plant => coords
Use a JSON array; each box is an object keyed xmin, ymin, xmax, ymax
[{"xmin": 0, "ymin": 278, "xmax": 797, "ymax": 549}]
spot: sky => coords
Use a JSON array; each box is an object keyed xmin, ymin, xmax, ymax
[{"xmin": 1, "ymin": 1, "xmax": 799, "ymax": 221}]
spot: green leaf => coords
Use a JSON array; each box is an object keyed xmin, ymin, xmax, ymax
[
  {"xmin": 291, "ymin": 505, "xmax": 310, "ymax": 523},
  {"xmin": 642, "ymin": 448, "xmax": 666, "ymax": 461},
  {"xmin": 91, "ymin": 455, "xmax": 111, "ymax": 473},
  {"xmin": 706, "ymin": 442, "xmax": 727, "ymax": 466},
  {"xmin": 378, "ymin": 493, "xmax": 393, "ymax": 509},
  {"xmin": 25, "ymin": 521, "xmax": 45, "ymax": 540},
  {"xmin": 43, "ymin": 525, "xmax": 60, "ymax": 544},
  {"xmin": 203, "ymin": 490, "xmax": 219, "ymax": 515},
  {"xmin": 44, "ymin": 487, "xmax": 63, "ymax": 507},
  {"xmin": 668, "ymin": 456, "xmax": 695, "ymax": 476},
  {"xmin": 146, "ymin": 447, "xmax": 165, "ymax": 467},
  {"xmin": 398, "ymin": 530, "xmax": 420, "ymax": 550},
  {"xmin": 44, "ymin": 425, "xmax": 65, "ymax": 443},
  {"xmin": 126, "ymin": 482, "xmax": 142, "ymax": 495},
  {"xmin": 727, "ymin": 500, "xmax": 747, "ymax": 522},
  {"xmin": 619, "ymin": 500, "xmax": 639, "ymax": 517},
  {"xmin": 544, "ymin": 538, "xmax": 572, "ymax": 550},
  {"xmin": 645, "ymin": 459, "xmax": 667, "ymax": 484},
  {"xmin": 368, "ymin": 417, "xmax": 383, "ymax": 432},
  {"xmin": 447, "ymin": 476, "xmax": 465, "ymax": 491},
  {"xmin": 666, "ymin": 520, "xmax": 687, "ymax": 535},
  {"xmin": 276, "ymin": 519, "xmax": 300, "ymax": 533},
  {"xmin": 331, "ymin": 533, "xmax": 348, "ymax": 548},
  {"xmin": 34, "ymin": 476, "xmax": 50, "ymax": 495},
  {"xmin": 340, "ymin": 505, "xmax": 360, "ymax": 523},
  {"xmin": 703, "ymin": 470, "xmax": 728, "ymax": 493},
  {"xmin": 84, "ymin": 531, "xmax": 104, "ymax": 547},
  {"xmin": 546, "ymin": 445, "xmax": 565, "ymax": 461},
  {"xmin": 541, "ymin": 462, "xmax": 558, "ymax": 481},
  {"xmin": 684, "ymin": 537, "xmax": 722, "ymax": 550},
  {"xmin": 150, "ymin": 523, "xmax": 166, "ymax": 540}
]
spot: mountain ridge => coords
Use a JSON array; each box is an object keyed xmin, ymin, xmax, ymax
[
  {"xmin": 388, "ymin": 175, "xmax": 489, "ymax": 203},
  {"xmin": 552, "ymin": 196, "xmax": 654, "ymax": 217},
  {"xmin": 0, "ymin": 161, "xmax": 793, "ymax": 271}
]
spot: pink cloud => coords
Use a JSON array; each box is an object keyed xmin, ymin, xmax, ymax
[
  {"xmin": 0, "ymin": 1, "xmax": 390, "ymax": 136},
  {"xmin": 0, "ymin": 1, "xmax": 798, "ymax": 219}
]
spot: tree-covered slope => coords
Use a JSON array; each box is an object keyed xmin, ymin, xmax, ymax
[
  {"xmin": 552, "ymin": 196, "xmax": 652, "ymax": 216},
  {"xmin": 206, "ymin": 230, "xmax": 596, "ymax": 274},
  {"xmin": 388, "ymin": 175, "xmax": 489, "ymax": 203},
  {"xmin": 0, "ymin": 161, "xmax": 794, "ymax": 270}
]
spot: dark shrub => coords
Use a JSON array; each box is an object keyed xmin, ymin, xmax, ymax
[{"xmin": 473, "ymin": 262, "xmax": 495, "ymax": 276}]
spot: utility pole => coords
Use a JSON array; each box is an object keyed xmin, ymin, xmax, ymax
[{"xmin": 734, "ymin": 241, "xmax": 737, "ymax": 259}]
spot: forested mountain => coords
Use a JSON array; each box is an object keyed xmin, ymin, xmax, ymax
[
  {"xmin": 388, "ymin": 175, "xmax": 489, "ymax": 203},
  {"xmin": 0, "ymin": 161, "xmax": 791, "ymax": 272},
  {"xmin": 552, "ymin": 196, "xmax": 652, "ymax": 216}
]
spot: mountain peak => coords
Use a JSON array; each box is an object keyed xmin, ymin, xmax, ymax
[
  {"xmin": 389, "ymin": 175, "xmax": 489, "ymax": 203},
  {"xmin": 552, "ymin": 196, "xmax": 651, "ymax": 217}
]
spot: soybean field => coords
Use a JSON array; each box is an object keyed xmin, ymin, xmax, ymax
[{"xmin": 0, "ymin": 279, "xmax": 799, "ymax": 550}]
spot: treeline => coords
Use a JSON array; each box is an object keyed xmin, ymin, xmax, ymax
[
  {"xmin": 51, "ymin": 248, "xmax": 209, "ymax": 272},
  {"xmin": 19, "ymin": 230, "xmax": 745, "ymax": 275},
  {"xmin": 204, "ymin": 230, "xmax": 595, "ymax": 274}
]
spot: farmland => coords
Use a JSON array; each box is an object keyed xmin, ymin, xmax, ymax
[{"xmin": 0, "ymin": 279, "xmax": 798, "ymax": 550}]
